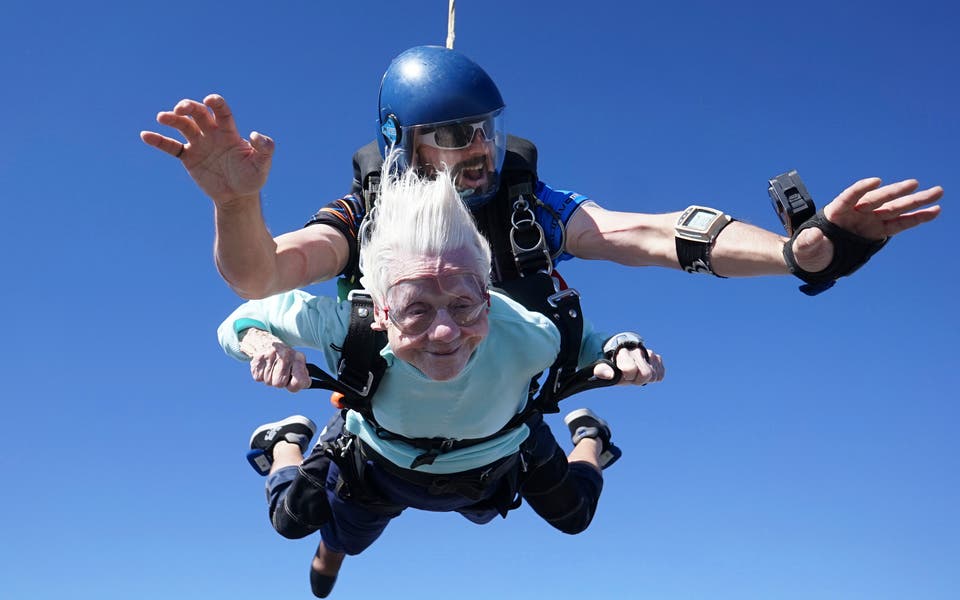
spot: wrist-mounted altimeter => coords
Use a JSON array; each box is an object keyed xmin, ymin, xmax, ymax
[{"xmin": 674, "ymin": 205, "xmax": 734, "ymax": 276}]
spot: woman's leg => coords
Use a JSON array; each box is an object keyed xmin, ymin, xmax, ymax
[
  {"xmin": 308, "ymin": 461, "xmax": 405, "ymax": 597},
  {"xmin": 518, "ymin": 410, "xmax": 618, "ymax": 534}
]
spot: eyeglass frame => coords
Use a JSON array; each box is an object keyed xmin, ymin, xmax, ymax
[
  {"xmin": 413, "ymin": 117, "xmax": 496, "ymax": 150},
  {"xmin": 382, "ymin": 282, "xmax": 491, "ymax": 336}
]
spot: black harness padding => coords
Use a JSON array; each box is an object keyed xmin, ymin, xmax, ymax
[
  {"xmin": 352, "ymin": 141, "xmax": 383, "ymax": 212},
  {"xmin": 336, "ymin": 291, "xmax": 387, "ymax": 399},
  {"xmin": 783, "ymin": 209, "xmax": 889, "ymax": 296},
  {"xmin": 306, "ymin": 291, "xmax": 386, "ymax": 411}
]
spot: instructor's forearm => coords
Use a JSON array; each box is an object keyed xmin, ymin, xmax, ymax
[
  {"xmin": 709, "ymin": 221, "xmax": 790, "ymax": 277},
  {"xmin": 213, "ymin": 197, "xmax": 283, "ymax": 299},
  {"xmin": 568, "ymin": 206, "xmax": 791, "ymax": 276}
]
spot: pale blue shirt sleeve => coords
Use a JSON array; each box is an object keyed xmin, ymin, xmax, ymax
[
  {"xmin": 578, "ymin": 318, "xmax": 607, "ymax": 369},
  {"xmin": 216, "ymin": 290, "xmax": 350, "ymax": 372}
]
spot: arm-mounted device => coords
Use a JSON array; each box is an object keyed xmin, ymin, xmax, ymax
[
  {"xmin": 782, "ymin": 210, "xmax": 888, "ymax": 295},
  {"xmin": 769, "ymin": 171, "xmax": 888, "ymax": 296},
  {"xmin": 767, "ymin": 170, "xmax": 817, "ymax": 236},
  {"xmin": 674, "ymin": 205, "xmax": 734, "ymax": 276}
]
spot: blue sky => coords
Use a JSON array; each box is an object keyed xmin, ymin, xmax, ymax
[{"xmin": 2, "ymin": 1, "xmax": 958, "ymax": 598}]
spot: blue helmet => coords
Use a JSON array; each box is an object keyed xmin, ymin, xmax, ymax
[{"xmin": 377, "ymin": 46, "xmax": 507, "ymax": 207}]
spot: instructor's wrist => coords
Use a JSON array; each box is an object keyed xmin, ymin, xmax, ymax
[
  {"xmin": 789, "ymin": 228, "xmax": 833, "ymax": 273},
  {"xmin": 214, "ymin": 192, "xmax": 263, "ymax": 212}
]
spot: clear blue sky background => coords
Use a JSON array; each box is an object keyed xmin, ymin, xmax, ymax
[{"xmin": 2, "ymin": 1, "xmax": 957, "ymax": 599}]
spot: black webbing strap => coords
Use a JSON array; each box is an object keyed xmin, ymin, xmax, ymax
[
  {"xmin": 337, "ymin": 291, "xmax": 386, "ymax": 397},
  {"xmin": 550, "ymin": 358, "xmax": 622, "ymax": 403},
  {"xmin": 491, "ymin": 357, "xmax": 623, "ymax": 439},
  {"xmin": 495, "ymin": 273, "xmax": 593, "ymax": 414},
  {"xmin": 350, "ymin": 141, "xmax": 384, "ymax": 213},
  {"xmin": 307, "ymin": 290, "xmax": 386, "ymax": 414}
]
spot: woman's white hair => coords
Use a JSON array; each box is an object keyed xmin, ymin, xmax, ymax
[{"xmin": 358, "ymin": 150, "xmax": 491, "ymax": 301}]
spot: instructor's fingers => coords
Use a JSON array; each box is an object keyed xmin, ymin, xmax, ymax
[{"xmin": 203, "ymin": 94, "xmax": 240, "ymax": 135}]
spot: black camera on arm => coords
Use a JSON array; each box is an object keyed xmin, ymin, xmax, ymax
[
  {"xmin": 767, "ymin": 170, "xmax": 816, "ymax": 236},
  {"xmin": 768, "ymin": 170, "xmax": 888, "ymax": 296}
]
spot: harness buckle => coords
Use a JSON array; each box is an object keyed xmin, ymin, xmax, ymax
[
  {"xmin": 510, "ymin": 195, "xmax": 552, "ymax": 277},
  {"xmin": 346, "ymin": 288, "xmax": 374, "ymax": 304},
  {"xmin": 547, "ymin": 288, "xmax": 580, "ymax": 308},
  {"xmin": 510, "ymin": 196, "xmax": 536, "ymax": 227},
  {"xmin": 338, "ymin": 436, "xmax": 354, "ymax": 459},
  {"xmin": 509, "ymin": 223, "xmax": 552, "ymax": 276},
  {"xmin": 336, "ymin": 360, "xmax": 375, "ymax": 397},
  {"xmin": 362, "ymin": 174, "xmax": 380, "ymax": 213}
]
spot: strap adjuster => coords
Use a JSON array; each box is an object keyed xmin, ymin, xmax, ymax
[
  {"xmin": 336, "ymin": 360, "xmax": 375, "ymax": 397},
  {"xmin": 347, "ymin": 288, "xmax": 374, "ymax": 304},
  {"xmin": 547, "ymin": 288, "xmax": 580, "ymax": 308}
]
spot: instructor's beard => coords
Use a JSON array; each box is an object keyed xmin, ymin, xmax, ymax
[{"xmin": 450, "ymin": 155, "xmax": 494, "ymax": 198}]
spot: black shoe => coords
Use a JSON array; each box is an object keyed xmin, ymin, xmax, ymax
[
  {"xmin": 310, "ymin": 541, "xmax": 343, "ymax": 598},
  {"xmin": 310, "ymin": 570, "xmax": 337, "ymax": 598},
  {"xmin": 563, "ymin": 408, "xmax": 622, "ymax": 469},
  {"xmin": 246, "ymin": 415, "xmax": 316, "ymax": 475}
]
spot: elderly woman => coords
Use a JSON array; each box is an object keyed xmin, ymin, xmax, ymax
[{"xmin": 217, "ymin": 159, "xmax": 664, "ymax": 598}]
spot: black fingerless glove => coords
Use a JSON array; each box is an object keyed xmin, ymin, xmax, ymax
[{"xmin": 783, "ymin": 210, "xmax": 889, "ymax": 296}]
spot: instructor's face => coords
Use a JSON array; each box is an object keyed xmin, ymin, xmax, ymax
[{"xmin": 413, "ymin": 129, "xmax": 496, "ymax": 199}]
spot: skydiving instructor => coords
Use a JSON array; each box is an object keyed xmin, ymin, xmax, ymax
[{"xmin": 140, "ymin": 45, "xmax": 943, "ymax": 305}]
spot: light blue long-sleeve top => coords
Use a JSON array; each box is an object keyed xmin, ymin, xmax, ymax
[{"xmin": 218, "ymin": 290, "xmax": 605, "ymax": 474}]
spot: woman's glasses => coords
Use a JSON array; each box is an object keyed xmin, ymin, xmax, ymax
[{"xmin": 383, "ymin": 275, "xmax": 489, "ymax": 336}]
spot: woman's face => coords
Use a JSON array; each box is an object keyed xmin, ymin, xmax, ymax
[{"xmin": 373, "ymin": 250, "xmax": 489, "ymax": 381}]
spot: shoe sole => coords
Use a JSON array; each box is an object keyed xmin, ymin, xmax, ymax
[
  {"xmin": 563, "ymin": 408, "xmax": 609, "ymax": 429},
  {"xmin": 249, "ymin": 415, "xmax": 317, "ymax": 448},
  {"xmin": 564, "ymin": 408, "xmax": 620, "ymax": 469}
]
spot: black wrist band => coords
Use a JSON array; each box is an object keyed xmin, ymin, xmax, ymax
[
  {"xmin": 676, "ymin": 219, "xmax": 734, "ymax": 277},
  {"xmin": 783, "ymin": 210, "xmax": 888, "ymax": 295}
]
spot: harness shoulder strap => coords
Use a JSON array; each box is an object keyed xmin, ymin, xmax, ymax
[
  {"xmin": 352, "ymin": 140, "xmax": 383, "ymax": 213},
  {"xmin": 475, "ymin": 136, "xmax": 546, "ymax": 283},
  {"xmin": 503, "ymin": 135, "xmax": 538, "ymax": 180},
  {"xmin": 307, "ymin": 290, "xmax": 386, "ymax": 417}
]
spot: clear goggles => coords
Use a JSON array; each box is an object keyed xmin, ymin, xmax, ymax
[
  {"xmin": 383, "ymin": 274, "xmax": 490, "ymax": 336},
  {"xmin": 416, "ymin": 118, "xmax": 495, "ymax": 150},
  {"xmin": 409, "ymin": 109, "xmax": 505, "ymax": 151}
]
